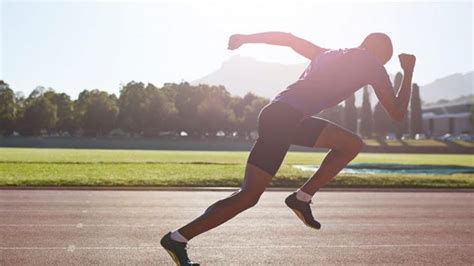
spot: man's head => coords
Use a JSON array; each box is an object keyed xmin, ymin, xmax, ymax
[{"xmin": 359, "ymin": 33, "xmax": 393, "ymax": 65}]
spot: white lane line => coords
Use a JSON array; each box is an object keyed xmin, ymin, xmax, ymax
[
  {"xmin": 193, "ymin": 243, "xmax": 474, "ymax": 249},
  {"xmin": 0, "ymin": 224, "xmax": 159, "ymax": 227},
  {"xmin": 0, "ymin": 223, "xmax": 472, "ymax": 227},
  {"xmin": 0, "ymin": 224, "xmax": 75, "ymax": 227},
  {"xmin": 0, "ymin": 209, "xmax": 202, "ymax": 213},
  {"xmin": 0, "ymin": 246, "xmax": 157, "ymax": 251},
  {"xmin": 0, "ymin": 200, "xmax": 95, "ymax": 204},
  {"xmin": 72, "ymin": 246, "xmax": 156, "ymax": 250},
  {"xmin": 1, "ymin": 243, "xmax": 473, "ymax": 251},
  {"xmin": 67, "ymin": 245, "xmax": 75, "ymax": 252},
  {"xmin": 0, "ymin": 247, "xmax": 67, "ymax": 250}
]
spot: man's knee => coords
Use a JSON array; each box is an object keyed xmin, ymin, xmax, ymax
[
  {"xmin": 347, "ymin": 136, "xmax": 364, "ymax": 155},
  {"xmin": 334, "ymin": 135, "xmax": 364, "ymax": 156},
  {"xmin": 237, "ymin": 190, "xmax": 262, "ymax": 209}
]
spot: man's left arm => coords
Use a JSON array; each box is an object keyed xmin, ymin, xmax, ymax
[{"xmin": 228, "ymin": 32, "xmax": 328, "ymax": 60}]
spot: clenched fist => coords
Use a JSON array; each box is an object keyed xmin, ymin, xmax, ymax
[
  {"xmin": 398, "ymin": 54, "xmax": 416, "ymax": 72},
  {"xmin": 228, "ymin": 34, "xmax": 246, "ymax": 50}
]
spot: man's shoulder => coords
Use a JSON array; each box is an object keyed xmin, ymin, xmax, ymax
[
  {"xmin": 327, "ymin": 47, "xmax": 364, "ymax": 54},
  {"xmin": 347, "ymin": 48, "xmax": 385, "ymax": 69},
  {"xmin": 321, "ymin": 48, "xmax": 372, "ymax": 61},
  {"xmin": 344, "ymin": 47, "xmax": 374, "ymax": 58},
  {"xmin": 312, "ymin": 47, "xmax": 384, "ymax": 73}
]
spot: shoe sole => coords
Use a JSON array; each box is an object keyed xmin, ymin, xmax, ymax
[
  {"xmin": 162, "ymin": 246, "xmax": 180, "ymax": 266},
  {"xmin": 288, "ymin": 207, "xmax": 320, "ymax": 230},
  {"xmin": 286, "ymin": 196, "xmax": 321, "ymax": 230}
]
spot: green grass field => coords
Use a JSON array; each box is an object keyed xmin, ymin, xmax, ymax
[{"xmin": 0, "ymin": 148, "xmax": 473, "ymax": 188}]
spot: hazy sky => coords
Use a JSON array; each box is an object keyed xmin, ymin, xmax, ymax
[{"xmin": 1, "ymin": 0, "xmax": 473, "ymax": 99}]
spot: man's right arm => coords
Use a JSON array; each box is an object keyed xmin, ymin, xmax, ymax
[
  {"xmin": 228, "ymin": 32, "xmax": 328, "ymax": 60},
  {"xmin": 373, "ymin": 54, "xmax": 416, "ymax": 122}
]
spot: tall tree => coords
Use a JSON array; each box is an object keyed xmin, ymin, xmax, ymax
[
  {"xmin": 470, "ymin": 105, "xmax": 474, "ymax": 126},
  {"xmin": 43, "ymin": 90, "xmax": 74, "ymax": 134},
  {"xmin": 197, "ymin": 97, "xmax": 236, "ymax": 136},
  {"xmin": 230, "ymin": 93, "xmax": 266, "ymax": 137},
  {"xmin": 167, "ymin": 82, "xmax": 205, "ymax": 136},
  {"xmin": 196, "ymin": 84, "xmax": 236, "ymax": 136},
  {"xmin": 343, "ymin": 93, "xmax": 357, "ymax": 132},
  {"xmin": 117, "ymin": 81, "xmax": 148, "ymax": 135},
  {"xmin": 143, "ymin": 83, "xmax": 176, "ymax": 136},
  {"xmin": 373, "ymin": 102, "xmax": 392, "ymax": 137},
  {"xmin": 410, "ymin": 83, "xmax": 423, "ymax": 135},
  {"xmin": 231, "ymin": 92, "xmax": 258, "ymax": 119},
  {"xmin": 19, "ymin": 95, "xmax": 58, "ymax": 135},
  {"xmin": 359, "ymin": 86, "xmax": 373, "ymax": 137},
  {"xmin": 0, "ymin": 81, "xmax": 17, "ymax": 135},
  {"xmin": 75, "ymin": 89, "xmax": 118, "ymax": 136}
]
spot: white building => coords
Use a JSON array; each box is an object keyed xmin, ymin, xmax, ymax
[{"xmin": 422, "ymin": 100, "xmax": 473, "ymax": 136}]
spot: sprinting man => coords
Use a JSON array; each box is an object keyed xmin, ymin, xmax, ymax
[{"xmin": 161, "ymin": 32, "xmax": 416, "ymax": 265}]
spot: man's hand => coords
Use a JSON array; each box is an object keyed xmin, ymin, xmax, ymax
[
  {"xmin": 398, "ymin": 53, "xmax": 416, "ymax": 72},
  {"xmin": 228, "ymin": 34, "xmax": 246, "ymax": 50}
]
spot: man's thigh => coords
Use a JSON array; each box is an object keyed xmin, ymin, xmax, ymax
[{"xmin": 291, "ymin": 116, "xmax": 329, "ymax": 147}]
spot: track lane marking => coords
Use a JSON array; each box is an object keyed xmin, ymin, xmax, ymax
[
  {"xmin": 0, "ymin": 223, "xmax": 473, "ymax": 227},
  {"xmin": 1, "ymin": 243, "xmax": 473, "ymax": 251}
]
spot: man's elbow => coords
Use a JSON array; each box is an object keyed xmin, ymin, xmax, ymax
[{"xmin": 286, "ymin": 32, "xmax": 298, "ymax": 46}]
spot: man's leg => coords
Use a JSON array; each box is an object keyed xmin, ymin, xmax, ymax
[
  {"xmin": 299, "ymin": 122, "xmax": 363, "ymax": 195},
  {"xmin": 177, "ymin": 163, "xmax": 272, "ymax": 241},
  {"xmin": 161, "ymin": 163, "xmax": 272, "ymax": 265},
  {"xmin": 285, "ymin": 120, "xmax": 363, "ymax": 229},
  {"xmin": 161, "ymin": 101, "xmax": 294, "ymax": 264}
]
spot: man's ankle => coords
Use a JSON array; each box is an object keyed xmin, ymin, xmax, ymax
[
  {"xmin": 295, "ymin": 189, "xmax": 312, "ymax": 203},
  {"xmin": 170, "ymin": 230, "xmax": 188, "ymax": 243}
]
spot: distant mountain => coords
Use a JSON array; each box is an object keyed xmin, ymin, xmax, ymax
[
  {"xmin": 193, "ymin": 56, "xmax": 307, "ymax": 98},
  {"xmin": 419, "ymin": 72, "xmax": 473, "ymax": 104},
  {"xmin": 193, "ymin": 55, "xmax": 473, "ymax": 104},
  {"xmin": 424, "ymin": 94, "xmax": 474, "ymax": 107}
]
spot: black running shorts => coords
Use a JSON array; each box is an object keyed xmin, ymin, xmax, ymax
[{"xmin": 247, "ymin": 101, "xmax": 328, "ymax": 176}]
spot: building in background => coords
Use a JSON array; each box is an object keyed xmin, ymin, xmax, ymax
[{"xmin": 422, "ymin": 99, "xmax": 473, "ymax": 136}]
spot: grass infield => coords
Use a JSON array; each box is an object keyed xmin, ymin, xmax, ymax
[{"xmin": 0, "ymin": 148, "xmax": 472, "ymax": 188}]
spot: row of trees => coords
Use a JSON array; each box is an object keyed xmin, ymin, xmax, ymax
[
  {"xmin": 0, "ymin": 80, "xmax": 268, "ymax": 137},
  {"xmin": 0, "ymin": 75, "xmax": 422, "ymax": 138}
]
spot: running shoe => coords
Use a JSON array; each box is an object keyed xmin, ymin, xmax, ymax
[
  {"xmin": 285, "ymin": 192, "xmax": 321, "ymax": 229},
  {"xmin": 160, "ymin": 232, "xmax": 200, "ymax": 266}
]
